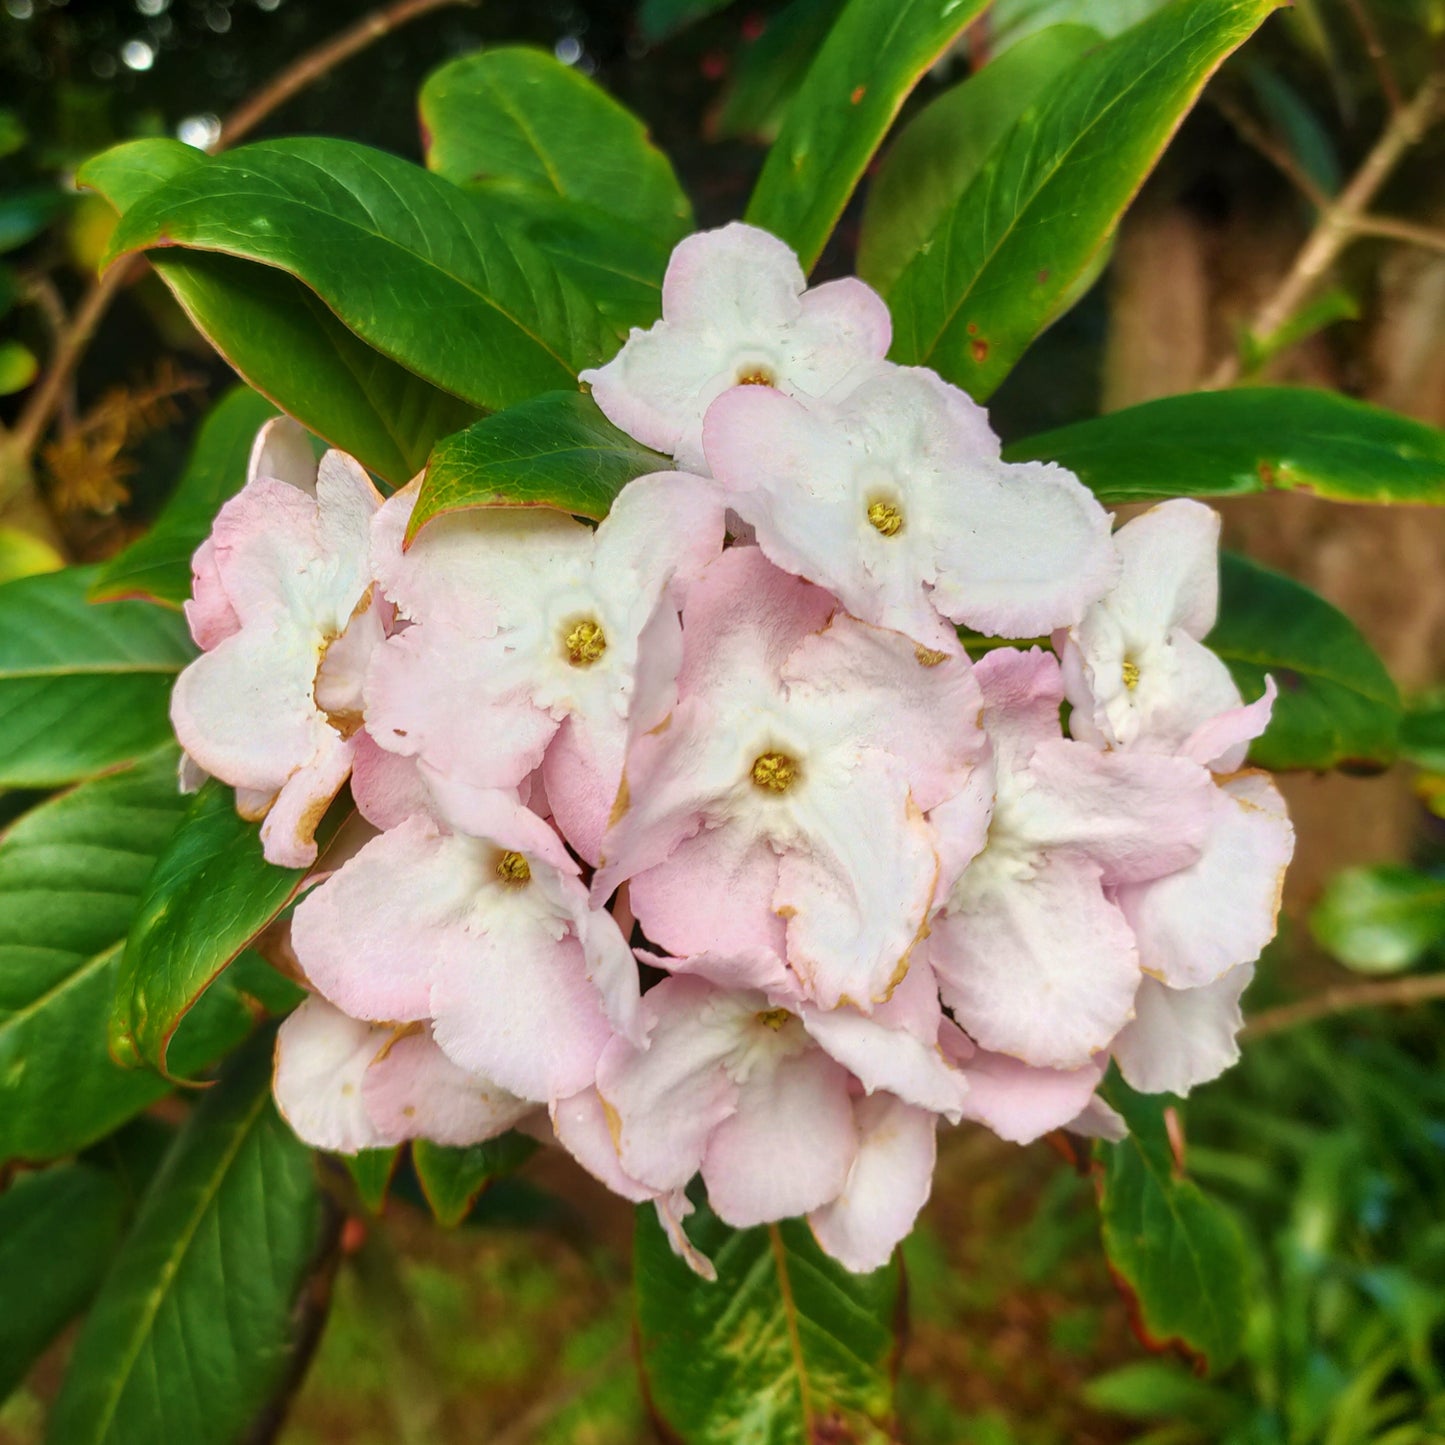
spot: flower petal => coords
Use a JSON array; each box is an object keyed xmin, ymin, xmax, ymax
[
  {"xmin": 1113, "ymin": 967, "xmax": 1254, "ymax": 1096},
  {"xmin": 958, "ymin": 1047, "xmax": 1107, "ymax": 1145}
]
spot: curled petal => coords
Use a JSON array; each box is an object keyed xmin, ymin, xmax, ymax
[{"xmin": 1113, "ymin": 967, "xmax": 1255, "ymax": 1096}]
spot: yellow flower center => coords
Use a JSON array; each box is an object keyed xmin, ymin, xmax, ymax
[
  {"xmin": 867, "ymin": 500, "xmax": 904, "ymax": 537},
  {"xmin": 756, "ymin": 1008, "xmax": 792, "ymax": 1031},
  {"xmin": 564, "ymin": 618, "xmax": 607, "ymax": 667},
  {"xmin": 496, "ymin": 851, "xmax": 532, "ymax": 885},
  {"xmin": 1122, "ymin": 659, "xmax": 1141, "ymax": 691},
  {"xmin": 736, "ymin": 366, "xmax": 776, "ymax": 387},
  {"xmin": 750, "ymin": 751, "xmax": 798, "ymax": 793}
]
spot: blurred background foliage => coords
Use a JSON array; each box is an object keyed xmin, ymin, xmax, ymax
[{"xmin": 2, "ymin": 1, "xmax": 1444, "ymax": 1441}]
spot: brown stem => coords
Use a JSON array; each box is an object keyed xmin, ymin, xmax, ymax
[
  {"xmin": 6, "ymin": 0, "xmax": 475, "ymax": 483},
  {"xmin": 1210, "ymin": 93, "xmax": 1332, "ymax": 211},
  {"xmin": 1342, "ymin": 0, "xmax": 1404, "ymax": 115},
  {"xmin": 1243, "ymin": 971, "xmax": 1445, "ymax": 1040},
  {"xmin": 1208, "ymin": 74, "xmax": 1444, "ymax": 387},
  {"xmin": 217, "ymin": 0, "xmax": 475, "ymax": 149},
  {"xmin": 1349, "ymin": 213, "xmax": 1445, "ymax": 256}
]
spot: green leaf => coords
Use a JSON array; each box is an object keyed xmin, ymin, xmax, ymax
[
  {"xmin": 420, "ymin": 46, "xmax": 691, "ymax": 238},
  {"xmin": 103, "ymin": 138, "xmax": 620, "ymax": 411},
  {"xmin": 1210, "ymin": 552, "xmax": 1401, "ymax": 772},
  {"xmin": 112, "ymin": 779, "xmax": 338, "ymax": 1076},
  {"xmin": 639, "ymin": 0, "xmax": 736, "ymax": 40},
  {"xmin": 0, "ymin": 183, "xmax": 66, "ymax": 253},
  {"xmin": 888, "ymin": 0, "xmax": 1283, "ymax": 398},
  {"xmin": 90, "ymin": 386, "xmax": 279, "ymax": 608},
  {"xmin": 1082, "ymin": 1360, "xmax": 1241, "ymax": 1424},
  {"xmin": 0, "ymin": 338, "xmax": 38, "ymax": 395},
  {"xmin": 0, "ymin": 1163, "xmax": 127, "ymax": 1402},
  {"xmin": 47, "ymin": 1034, "xmax": 326, "ymax": 1445},
  {"xmin": 81, "ymin": 141, "xmax": 477, "ymax": 486},
  {"xmin": 412, "ymin": 1133, "xmax": 539, "ymax": 1227},
  {"xmin": 1400, "ymin": 699, "xmax": 1445, "ymax": 772},
  {"xmin": 989, "ymin": 0, "xmax": 1174, "ymax": 52},
  {"xmin": 713, "ymin": 0, "xmax": 847, "ymax": 142},
  {"xmin": 745, "ymin": 0, "xmax": 992, "ymax": 272},
  {"xmin": 1309, "ymin": 865, "xmax": 1445, "ymax": 974},
  {"xmin": 0, "ymin": 567, "xmax": 193, "ymax": 788},
  {"xmin": 410, "ymin": 390, "xmax": 669, "ymax": 539},
  {"xmin": 634, "ymin": 1199, "xmax": 902, "ymax": 1444},
  {"xmin": 859, "ymin": 23, "xmax": 1103, "ymax": 295},
  {"xmin": 0, "ymin": 750, "xmax": 256, "ymax": 1165},
  {"xmin": 345, "ymin": 1148, "xmax": 401, "ymax": 1214},
  {"xmin": 1094, "ymin": 1085, "xmax": 1250, "ymax": 1372},
  {"xmin": 1005, "ymin": 387, "xmax": 1445, "ymax": 505},
  {"xmin": 0, "ymin": 525, "xmax": 64, "ymax": 585}
]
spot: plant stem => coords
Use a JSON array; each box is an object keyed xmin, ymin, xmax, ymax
[
  {"xmin": 217, "ymin": 0, "xmax": 476, "ymax": 149},
  {"xmin": 1342, "ymin": 0, "xmax": 1404, "ymax": 116},
  {"xmin": 5, "ymin": 0, "xmax": 476, "ymax": 490},
  {"xmin": 1208, "ymin": 73, "xmax": 1443, "ymax": 387},
  {"xmin": 1243, "ymin": 971, "xmax": 1445, "ymax": 1039},
  {"xmin": 1210, "ymin": 92, "xmax": 1332, "ymax": 211},
  {"xmin": 1349, "ymin": 213, "xmax": 1445, "ymax": 256}
]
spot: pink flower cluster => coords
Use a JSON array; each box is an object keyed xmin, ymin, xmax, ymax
[{"xmin": 175, "ymin": 224, "xmax": 1294, "ymax": 1274}]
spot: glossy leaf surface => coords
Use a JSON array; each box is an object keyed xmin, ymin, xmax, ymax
[
  {"xmin": 0, "ymin": 751, "xmax": 255, "ymax": 1164},
  {"xmin": 0, "ymin": 567, "xmax": 192, "ymax": 788},
  {"xmin": 0, "ymin": 1164, "xmax": 126, "ymax": 1401},
  {"xmin": 1095, "ymin": 1086, "xmax": 1250, "ymax": 1372},
  {"xmin": 421, "ymin": 46, "xmax": 691, "ymax": 237},
  {"xmin": 410, "ymin": 389, "xmax": 669, "ymax": 538},
  {"xmin": 745, "ymin": 0, "xmax": 991, "ymax": 272},
  {"xmin": 888, "ymin": 0, "xmax": 1282, "ymax": 397},
  {"xmin": 104, "ymin": 138, "xmax": 620, "ymax": 410},
  {"xmin": 412, "ymin": 1133, "xmax": 539, "ymax": 1227},
  {"xmin": 47, "ymin": 1036, "xmax": 325, "ymax": 1445},
  {"xmin": 91, "ymin": 385, "xmax": 278, "ymax": 608},
  {"xmin": 635, "ymin": 1200, "xmax": 901, "ymax": 1444},
  {"xmin": 1005, "ymin": 387, "xmax": 1445, "ymax": 505},
  {"xmin": 112, "ymin": 779, "xmax": 335, "ymax": 1075},
  {"xmin": 81, "ymin": 141, "xmax": 476, "ymax": 487},
  {"xmin": 1211, "ymin": 553, "xmax": 1401, "ymax": 772}
]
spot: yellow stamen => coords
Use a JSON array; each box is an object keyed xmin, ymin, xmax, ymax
[
  {"xmin": 736, "ymin": 367, "xmax": 775, "ymax": 387},
  {"xmin": 496, "ymin": 851, "xmax": 532, "ymax": 885},
  {"xmin": 756, "ymin": 1008, "xmax": 792, "ymax": 1031},
  {"xmin": 564, "ymin": 618, "xmax": 607, "ymax": 667},
  {"xmin": 867, "ymin": 500, "xmax": 904, "ymax": 537},
  {"xmin": 1122, "ymin": 659, "xmax": 1141, "ymax": 691},
  {"xmin": 914, "ymin": 645, "xmax": 948, "ymax": 668},
  {"xmin": 751, "ymin": 751, "xmax": 798, "ymax": 793}
]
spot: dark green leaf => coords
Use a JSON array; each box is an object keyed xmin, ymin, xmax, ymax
[
  {"xmin": 345, "ymin": 1148, "xmax": 401, "ymax": 1214},
  {"xmin": 745, "ymin": 0, "xmax": 992, "ymax": 272},
  {"xmin": 0, "ymin": 1164, "xmax": 127, "ymax": 1402},
  {"xmin": 91, "ymin": 386, "xmax": 279, "ymax": 608},
  {"xmin": 477, "ymin": 184, "xmax": 668, "ymax": 335},
  {"xmin": 639, "ymin": 0, "xmax": 735, "ymax": 40},
  {"xmin": 0, "ymin": 567, "xmax": 193, "ymax": 788},
  {"xmin": 412, "ymin": 1133, "xmax": 539, "ymax": 1227},
  {"xmin": 888, "ymin": 0, "xmax": 1282, "ymax": 398},
  {"xmin": 712, "ymin": 0, "xmax": 847, "ymax": 142},
  {"xmin": 103, "ymin": 138, "xmax": 620, "ymax": 411},
  {"xmin": 1400, "ymin": 699, "xmax": 1445, "ymax": 773},
  {"xmin": 112, "ymin": 779, "xmax": 338, "ymax": 1076},
  {"xmin": 1094, "ymin": 1085, "xmax": 1250, "ymax": 1372},
  {"xmin": 859, "ymin": 23, "xmax": 1103, "ymax": 295},
  {"xmin": 0, "ymin": 750, "xmax": 256, "ymax": 1164},
  {"xmin": 0, "ymin": 183, "xmax": 66, "ymax": 252},
  {"xmin": 420, "ymin": 46, "xmax": 691, "ymax": 237},
  {"xmin": 1309, "ymin": 865, "xmax": 1445, "ymax": 974},
  {"xmin": 1004, "ymin": 387, "xmax": 1445, "ymax": 505},
  {"xmin": 410, "ymin": 390, "xmax": 669, "ymax": 538},
  {"xmin": 635, "ymin": 1198, "xmax": 902, "ymax": 1444},
  {"xmin": 47, "ymin": 1034, "xmax": 325, "ymax": 1445},
  {"xmin": 1211, "ymin": 552, "xmax": 1401, "ymax": 771},
  {"xmin": 81, "ymin": 141, "xmax": 476, "ymax": 485}
]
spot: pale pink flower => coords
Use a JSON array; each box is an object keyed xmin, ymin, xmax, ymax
[
  {"xmin": 922, "ymin": 647, "xmax": 1214, "ymax": 1070},
  {"xmin": 594, "ymin": 545, "xmax": 988, "ymax": 1010},
  {"xmin": 289, "ymin": 789, "xmax": 641, "ymax": 1104},
  {"xmin": 172, "ymin": 418, "xmax": 383, "ymax": 866},
  {"xmin": 703, "ymin": 363, "xmax": 1117, "ymax": 648},
  {"xmin": 365, "ymin": 471, "xmax": 723, "ymax": 862},
  {"xmin": 580, "ymin": 222, "xmax": 890, "ymax": 473}
]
